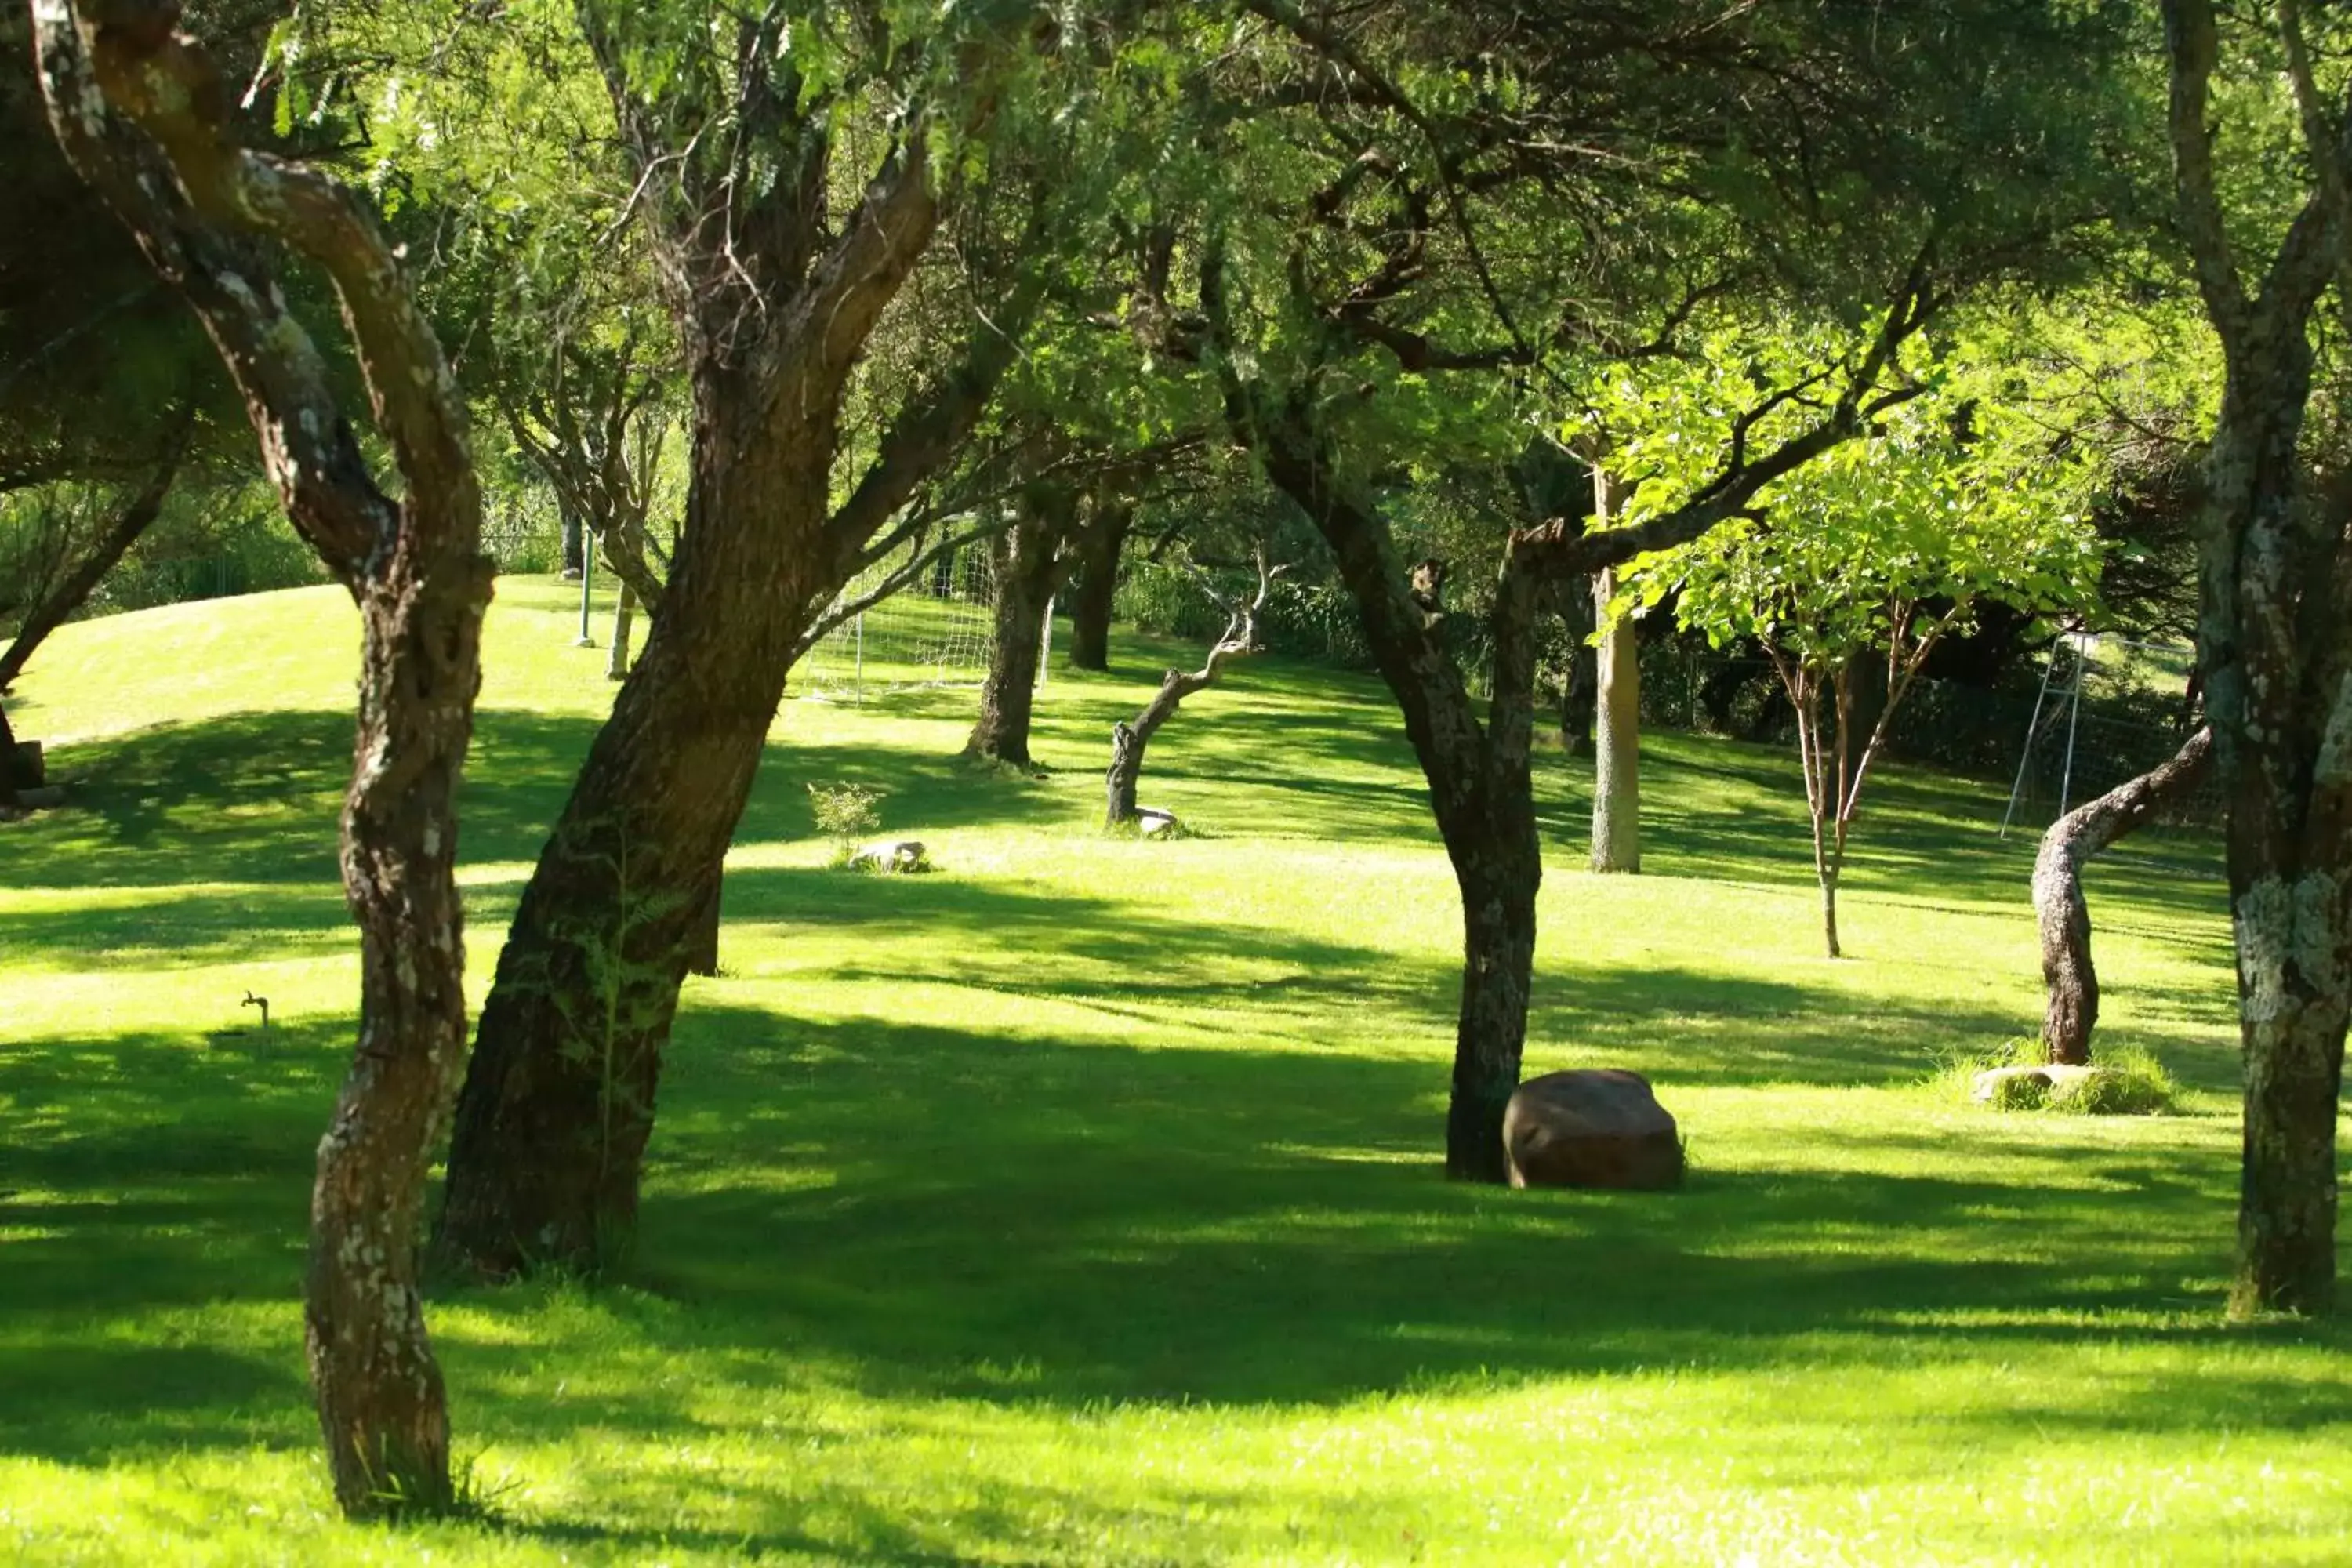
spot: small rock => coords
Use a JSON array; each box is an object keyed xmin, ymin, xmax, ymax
[
  {"xmin": 848, "ymin": 838, "xmax": 930, "ymax": 873},
  {"xmin": 1135, "ymin": 808, "xmax": 1178, "ymax": 838},
  {"xmin": 1504, "ymin": 1069, "xmax": 1683, "ymax": 1191}
]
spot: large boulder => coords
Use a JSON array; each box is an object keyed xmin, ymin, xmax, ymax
[{"xmin": 1503, "ymin": 1069, "xmax": 1683, "ymax": 1191}]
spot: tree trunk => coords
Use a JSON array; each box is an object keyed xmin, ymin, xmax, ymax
[
  {"xmin": 34, "ymin": 1, "xmax": 495, "ymax": 1514},
  {"xmin": 1589, "ymin": 569, "xmax": 1641, "ymax": 873},
  {"xmin": 1449, "ymin": 855, "xmax": 1538, "ymax": 1181},
  {"xmin": 965, "ymin": 489, "xmax": 1070, "ymax": 768},
  {"xmin": 0, "ymin": 697, "xmax": 20, "ymax": 811},
  {"xmin": 1101, "ymin": 561, "xmax": 1276, "ymax": 826},
  {"xmin": 2035, "ymin": 727, "xmax": 2213, "ymax": 1065},
  {"xmin": 1069, "ymin": 499, "xmax": 1132, "ymax": 672},
  {"xmin": 0, "ymin": 452, "xmax": 180, "ymax": 692},
  {"xmin": 1239, "ymin": 401, "xmax": 1546, "ymax": 1185},
  {"xmin": 435, "ymin": 377, "xmax": 838, "ymax": 1279},
  {"xmin": 1555, "ymin": 580, "xmax": 1597, "ymax": 755},
  {"xmin": 308, "ymin": 525, "xmax": 489, "ymax": 1516},
  {"xmin": 1105, "ymin": 720, "xmax": 1142, "ymax": 824},
  {"xmin": 605, "ymin": 580, "xmax": 638, "ymax": 681}
]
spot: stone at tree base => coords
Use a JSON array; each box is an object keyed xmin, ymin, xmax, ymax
[
  {"xmin": 1972, "ymin": 1062, "xmax": 2114, "ymax": 1106},
  {"xmin": 1135, "ymin": 807, "xmax": 1178, "ymax": 838},
  {"xmin": 848, "ymin": 839, "xmax": 930, "ymax": 873},
  {"xmin": 1504, "ymin": 1069, "xmax": 1683, "ymax": 1191}
]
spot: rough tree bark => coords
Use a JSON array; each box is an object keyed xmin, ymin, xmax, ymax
[
  {"xmin": 2164, "ymin": 0, "xmax": 2352, "ymax": 1316},
  {"xmin": 35, "ymin": 0, "xmax": 492, "ymax": 1514},
  {"xmin": 2035, "ymin": 727, "xmax": 2213, "ymax": 1065},
  {"xmin": 433, "ymin": 20, "xmax": 1044, "ymax": 1279},
  {"xmin": 0, "ymin": 445, "xmax": 181, "ymax": 692},
  {"xmin": 965, "ymin": 484, "xmax": 1073, "ymax": 768},
  {"xmin": 1069, "ymin": 495, "xmax": 1133, "ymax": 672},
  {"xmin": 1104, "ymin": 550, "xmax": 1282, "ymax": 824}
]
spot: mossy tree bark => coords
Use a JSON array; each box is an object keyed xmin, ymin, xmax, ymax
[
  {"xmin": 2034, "ymin": 727, "xmax": 2213, "ymax": 1065},
  {"xmin": 2164, "ymin": 0, "xmax": 2352, "ymax": 1316},
  {"xmin": 36, "ymin": 1, "xmax": 492, "ymax": 1515}
]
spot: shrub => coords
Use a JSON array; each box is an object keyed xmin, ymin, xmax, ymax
[
  {"xmin": 807, "ymin": 782, "xmax": 882, "ymax": 866},
  {"xmin": 1928, "ymin": 1035, "xmax": 2177, "ymax": 1116}
]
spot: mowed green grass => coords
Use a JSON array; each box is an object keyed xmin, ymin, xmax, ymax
[{"xmin": 1, "ymin": 579, "xmax": 2345, "ymax": 1566}]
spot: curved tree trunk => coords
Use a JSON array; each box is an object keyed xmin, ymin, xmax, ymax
[
  {"xmin": 1103, "ymin": 555, "xmax": 1277, "ymax": 825},
  {"xmin": 965, "ymin": 487, "xmax": 1072, "ymax": 768},
  {"xmin": 2035, "ymin": 727, "xmax": 2213, "ymax": 1065},
  {"xmin": 37, "ymin": 4, "xmax": 492, "ymax": 1515},
  {"xmin": 0, "ymin": 448, "xmax": 180, "ymax": 692},
  {"xmin": 1069, "ymin": 498, "xmax": 1132, "ymax": 672}
]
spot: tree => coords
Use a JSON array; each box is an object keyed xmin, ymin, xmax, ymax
[
  {"xmin": 34, "ymin": 0, "xmax": 492, "ymax": 1515},
  {"xmin": 966, "ymin": 478, "xmax": 1077, "ymax": 768},
  {"xmin": 1104, "ymin": 546, "xmax": 1285, "ymax": 825},
  {"xmin": 1183, "ymin": 0, "xmax": 2134, "ymax": 1178},
  {"xmin": 2035, "ymin": 726, "xmax": 2214, "ymax": 1064},
  {"xmin": 431, "ymin": 1, "xmax": 1091, "ymax": 1279},
  {"xmin": 0, "ymin": 454, "xmax": 183, "ymax": 691},
  {"xmin": 1642, "ymin": 362, "xmax": 2107, "ymax": 956},
  {"xmin": 2158, "ymin": 0, "xmax": 2352, "ymax": 1316}
]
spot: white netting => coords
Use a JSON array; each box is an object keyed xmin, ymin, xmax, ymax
[
  {"xmin": 793, "ymin": 539, "xmax": 999, "ymax": 700},
  {"xmin": 1999, "ymin": 633, "xmax": 2219, "ymax": 833}
]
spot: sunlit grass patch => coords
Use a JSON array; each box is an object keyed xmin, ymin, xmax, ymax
[{"xmin": 2, "ymin": 581, "xmax": 2339, "ymax": 1565}]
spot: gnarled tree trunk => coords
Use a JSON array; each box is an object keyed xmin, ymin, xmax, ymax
[
  {"xmin": 2035, "ymin": 727, "xmax": 2212, "ymax": 1064},
  {"xmin": 37, "ymin": 2, "xmax": 492, "ymax": 1515},
  {"xmin": 1103, "ymin": 553, "xmax": 1279, "ymax": 824}
]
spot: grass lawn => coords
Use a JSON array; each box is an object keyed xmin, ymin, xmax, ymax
[{"xmin": 2, "ymin": 578, "xmax": 2346, "ymax": 1566}]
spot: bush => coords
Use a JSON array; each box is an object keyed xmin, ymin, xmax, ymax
[
  {"xmin": 1928, "ymin": 1035, "xmax": 2177, "ymax": 1116},
  {"xmin": 807, "ymin": 781, "xmax": 882, "ymax": 866}
]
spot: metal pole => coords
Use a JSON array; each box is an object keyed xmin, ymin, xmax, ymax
[
  {"xmin": 1998, "ymin": 643, "xmax": 2062, "ymax": 839},
  {"xmin": 574, "ymin": 542, "xmax": 596, "ymax": 648},
  {"xmin": 2056, "ymin": 634, "xmax": 2092, "ymax": 818}
]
